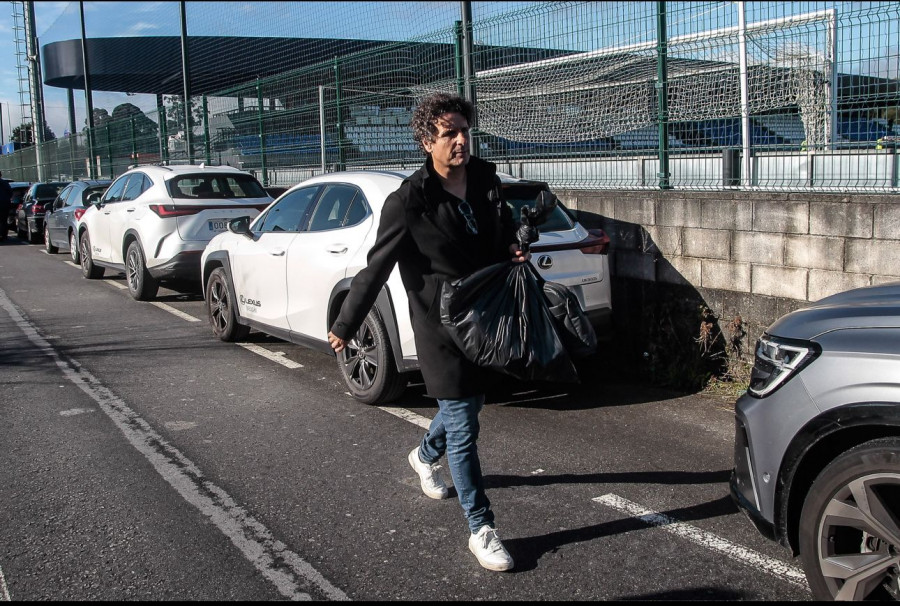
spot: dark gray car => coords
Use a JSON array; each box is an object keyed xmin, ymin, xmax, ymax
[
  {"xmin": 731, "ymin": 281, "xmax": 900, "ymax": 600},
  {"xmin": 16, "ymin": 181, "xmax": 69, "ymax": 243},
  {"xmin": 44, "ymin": 180, "xmax": 112, "ymax": 263}
]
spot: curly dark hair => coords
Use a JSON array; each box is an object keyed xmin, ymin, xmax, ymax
[{"xmin": 410, "ymin": 93, "xmax": 474, "ymax": 154}]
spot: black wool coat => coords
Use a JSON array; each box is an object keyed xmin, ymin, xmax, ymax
[{"xmin": 330, "ymin": 156, "xmax": 518, "ymax": 399}]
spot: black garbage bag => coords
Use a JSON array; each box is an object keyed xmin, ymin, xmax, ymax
[
  {"xmin": 440, "ymin": 260, "xmax": 580, "ymax": 383},
  {"xmin": 542, "ymin": 280, "xmax": 598, "ymax": 360}
]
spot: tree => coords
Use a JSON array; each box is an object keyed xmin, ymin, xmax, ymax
[
  {"xmin": 164, "ymin": 94, "xmax": 204, "ymax": 136},
  {"xmin": 11, "ymin": 122, "xmax": 56, "ymax": 145}
]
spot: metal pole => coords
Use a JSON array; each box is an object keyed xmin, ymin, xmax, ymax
[
  {"xmin": 318, "ymin": 85, "xmax": 326, "ymax": 173},
  {"xmin": 202, "ymin": 95, "xmax": 211, "ymax": 165},
  {"xmin": 656, "ymin": 1, "xmax": 671, "ymax": 189},
  {"xmin": 738, "ymin": 2, "xmax": 750, "ymax": 187},
  {"xmin": 179, "ymin": 1, "xmax": 193, "ymax": 164},
  {"xmin": 460, "ymin": 2, "xmax": 478, "ymax": 155},
  {"xmin": 333, "ymin": 59, "xmax": 345, "ymax": 171},
  {"xmin": 130, "ymin": 116, "xmax": 137, "ymax": 166},
  {"xmin": 80, "ymin": 1, "xmax": 95, "ymax": 178},
  {"xmin": 827, "ymin": 10, "xmax": 838, "ymax": 148},
  {"xmin": 0, "ymin": 102, "xmax": 4, "ymax": 144},
  {"xmin": 24, "ymin": 2, "xmax": 45, "ymax": 180},
  {"xmin": 454, "ymin": 21, "xmax": 465, "ymax": 98},
  {"xmin": 256, "ymin": 80, "xmax": 268, "ymax": 185}
]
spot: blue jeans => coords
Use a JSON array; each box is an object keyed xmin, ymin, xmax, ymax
[{"xmin": 419, "ymin": 394, "xmax": 494, "ymax": 533}]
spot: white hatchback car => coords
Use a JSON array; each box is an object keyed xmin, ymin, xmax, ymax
[
  {"xmin": 77, "ymin": 164, "xmax": 273, "ymax": 300},
  {"xmin": 201, "ymin": 170, "xmax": 612, "ymax": 404}
]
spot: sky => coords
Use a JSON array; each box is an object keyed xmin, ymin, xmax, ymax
[{"xmin": 0, "ymin": 1, "xmax": 896, "ymax": 143}]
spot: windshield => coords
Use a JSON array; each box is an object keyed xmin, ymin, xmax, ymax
[
  {"xmin": 35, "ymin": 183, "xmax": 66, "ymax": 199},
  {"xmin": 168, "ymin": 174, "xmax": 267, "ymax": 199},
  {"xmin": 503, "ymin": 184, "xmax": 575, "ymax": 232}
]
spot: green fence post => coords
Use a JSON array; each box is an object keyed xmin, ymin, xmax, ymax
[
  {"xmin": 159, "ymin": 103, "xmax": 169, "ymax": 165},
  {"xmin": 256, "ymin": 80, "xmax": 268, "ymax": 186},
  {"xmin": 203, "ymin": 95, "xmax": 211, "ymax": 165},
  {"xmin": 106, "ymin": 124, "xmax": 113, "ymax": 178},
  {"xmin": 454, "ymin": 21, "xmax": 465, "ymax": 98},
  {"xmin": 333, "ymin": 58, "xmax": 345, "ymax": 171},
  {"xmin": 130, "ymin": 116, "xmax": 137, "ymax": 166},
  {"xmin": 656, "ymin": 1, "xmax": 671, "ymax": 190}
]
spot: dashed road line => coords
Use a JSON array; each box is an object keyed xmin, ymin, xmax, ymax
[
  {"xmin": 0, "ymin": 287, "xmax": 347, "ymax": 601},
  {"xmin": 593, "ymin": 493, "xmax": 808, "ymax": 587},
  {"xmin": 237, "ymin": 343, "xmax": 304, "ymax": 368}
]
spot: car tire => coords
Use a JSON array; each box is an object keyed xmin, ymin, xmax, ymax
[
  {"xmin": 69, "ymin": 231, "xmax": 80, "ymax": 264},
  {"xmin": 44, "ymin": 224, "xmax": 58, "ymax": 254},
  {"xmin": 335, "ymin": 308, "xmax": 406, "ymax": 405},
  {"xmin": 126, "ymin": 241, "xmax": 159, "ymax": 301},
  {"xmin": 27, "ymin": 220, "xmax": 41, "ymax": 244},
  {"xmin": 798, "ymin": 436, "xmax": 900, "ymax": 601},
  {"xmin": 205, "ymin": 267, "xmax": 249, "ymax": 342},
  {"xmin": 16, "ymin": 223, "xmax": 27, "ymax": 240},
  {"xmin": 79, "ymin": 231, "xmax": 105, "ymax": 279}
]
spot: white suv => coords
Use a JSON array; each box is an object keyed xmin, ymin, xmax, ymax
[
  {"xmin": 201, "ymin": 170, "xmax": 612, "ymax": 404},
  {"xmin": 77, "ymin": 165, "xmax": 272, "ymax": 300}
]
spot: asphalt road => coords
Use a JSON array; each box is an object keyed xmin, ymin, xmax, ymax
[{"xmin": 0, "ymin": 237, "xmax": 812, "ymax": 601}]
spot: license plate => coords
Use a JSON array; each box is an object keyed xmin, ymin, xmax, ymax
[{"xmin": 208, "ymin": 220, "xmax": 228, "ymax": 231}]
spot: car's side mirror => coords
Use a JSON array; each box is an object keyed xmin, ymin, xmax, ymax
[{"xmin": 228, "ymin": 216, "xmax": 254, "ymax": 238}]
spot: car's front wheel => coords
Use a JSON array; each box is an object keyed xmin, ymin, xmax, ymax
[
  {"xmin": 205, "ymin": 267, "xmax": 249, "ymax": 342},
  {"xmin": 126, "ymin": 241, "xmax": 159, "ymax": 301},
  {"xmin": 79, "ymin": 231, "xmax": 105, "ymax": 279},
  {"xmin": 69, "ymin": 231, "xmax": 80, "ymax": 264},
  {"xmin": 799, "ymin": 436, "xmax": 900, "ymax": 600},
  {"xmin": 44, "ymin": 224, "xmax": 58, "ymax": 253},
  {"xmin": 335, "ymin": 309, "xmax": 406, "ymax": 405}
]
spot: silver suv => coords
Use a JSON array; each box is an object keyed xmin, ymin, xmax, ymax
[{"xmin": 731, "ymin": 281, "xmax": 900, "ymax": 600}]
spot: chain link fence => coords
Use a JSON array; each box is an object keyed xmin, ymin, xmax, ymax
[{"xmin": 3, "ymin": 1, "xmax": 899, "ymax": 191}]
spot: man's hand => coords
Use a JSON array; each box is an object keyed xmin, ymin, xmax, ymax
[
  {"xmin": 327, "ymin": 331, "xmax": 346, "ymax": 353},
  {"xmin": 509, "ymin": 243, "xmax": 531, "ymax": 263}
]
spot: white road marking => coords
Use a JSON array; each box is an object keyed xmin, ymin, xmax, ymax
[
  {"xmin": 149, "ymin": 302, "xmax": 201, "ymax": 323},
  {"xmin": 237, "ymin": 343, "xmax": 304, "ymax": 369},
  {"xmin": 103, "ymin": 279, "xmax": 127, "ymax": 290},
  {"xmin": 65, "ymin": 261, "xmax": 79, "ymax": 268},
  {"xmin": 593, "ymin": 493, "xmax": 808, "ymax": 587},
  {"xmin": 375, "ymin": 405, "xmax": 432, "ymax": 429},
  {"xmin": 0, "ymin": 288, "xmax": 347, "ymax": 601},
  {"xmin": 0, "ymin": 564, "xmax": 10, "ymax": 601},
  {"xmin": 59, "ymin": 408, "xmax": 95, "ymax": 417}
]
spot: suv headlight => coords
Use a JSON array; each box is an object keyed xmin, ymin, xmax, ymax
[{"xmin": 748, "ymin": 335, "xmax": 819, "ymax": 398}]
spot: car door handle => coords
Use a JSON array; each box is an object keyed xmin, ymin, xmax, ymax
[
  {"xmin": 326, "ymin": 246, "xmax": 348, "ymax": 255},
  {"xmin": 269, "ymin": 247, "xmax": 286, "ymax": 256},
  {"xmin": 126, "ymin": 208, "xmax": 135, "ymax": 212}
]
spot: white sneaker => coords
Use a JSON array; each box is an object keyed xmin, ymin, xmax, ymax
[
  {"xmin": 408, "ymin": 447, "xmax": 448, "ymax": 500},
  {"xmin": 468, "ymin": 525, "xmax": 515, "ymax": 571}
]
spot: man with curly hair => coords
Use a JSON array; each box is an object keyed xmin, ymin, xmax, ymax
[{"xmin": 328, "ymin": 93, "xmax": 527, "ymax": 571}]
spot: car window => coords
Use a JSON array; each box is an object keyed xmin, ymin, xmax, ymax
[
  {"xmin": 54, "ymin": 185, "xmax": 73, "ymax": 210},
  {"xmin": 256, "ymin": 187, "xmax": 320, "ymax": 233},
  {"xmin": 82, "ymin": 186, "xmax": 109, "ymax": 206},
  {"xmin": 503, "ymin": 185, "xmax": 575, "ymax": 232},
  {"xmin": 169, "ymin": 173, "xmax": 267, "ymax": 199},
  {"xmin": 35, "ymin": 183, "xmax": 65, "ymax": 199},
  {"xmin": 121, "ymin": 174, "xmax": 149, "ymax": 202},
  {"xmin": 102, "ymin": 176, "xmax": 129, "ymax": 203},
  {"xmin": 342, "ymin": 194, "xmax": 369, "ymax": 227},
  {"xmin": 307, "ymin": 184, "xmax": 361, "ymax": 232}
]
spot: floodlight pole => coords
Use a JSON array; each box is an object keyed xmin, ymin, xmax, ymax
[
  {"xmin": 460, "ymin": 2, "xmax": 478, "ymax": 155},
  {"xmin": 80, "ymin": 1, "xmax": 95, "ymax": 178},
  {"xmin": 24, "ymin": 1, "xmax": 45, "ymax": 180},
  {"xmin": 179, "ymin": 1, "xmax": 193, "ymax": 164}
]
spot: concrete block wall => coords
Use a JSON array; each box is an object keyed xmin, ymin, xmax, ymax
[{"xmin": 557, "ymin": 189, "xmax": 900, "ymax": 386}]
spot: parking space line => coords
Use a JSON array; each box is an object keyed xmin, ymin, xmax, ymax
[
  {"xmin": 149, "ymin": 302, "xmax": 201, "ymax": 323},
  {"xmin": 0, "ymin": 287, "xmax": 347, "ymax": 601},
  {"xmin": 0, "ymin": 564, "xmax": 10, "ymax": 601},
  {"xmin": 237, "ymin": 343, "xmax": 304, "ymax": 368},
  {"xmin": 593, "ymin": 493, "xmax": 807, "ymax": 587},
  {"xmin": 103, "ymin": 279, "xmax": 127, "ymax": 290},
  {"xmin": 376, "ymin": 405, "xmax": 432, "ymax": 429}
]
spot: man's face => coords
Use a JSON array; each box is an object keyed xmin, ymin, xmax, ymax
[{"xmin": 423, "ymin": 112, "xmax": 470, "ymax": 172}]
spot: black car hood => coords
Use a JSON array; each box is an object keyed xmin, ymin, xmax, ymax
[{"xmin": 768, "ymin": 282, "xmax": 900, "ymax": 340}]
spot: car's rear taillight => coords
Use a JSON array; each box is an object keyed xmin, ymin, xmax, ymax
[
  {"xmin": 74, "ymin": 208, "xmax": 86, "ymax": 221},
  {"xmin": 579, "ymin": 229, "xmax": 610, "ymax": 255},
  {"xmin": 149, "ymin": 204, "xmax": 202, "ymax": 218},
  {"xmin": 32, "ymin": 203, "xmax": 44, "ymax": 214}
]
